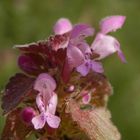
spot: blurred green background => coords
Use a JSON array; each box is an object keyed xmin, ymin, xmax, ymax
[{"xmin": 0, "ymin": 0, "xmax": 140, "ymax": 139}]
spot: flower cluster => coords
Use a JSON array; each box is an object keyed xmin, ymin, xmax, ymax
[
  {"xmin": 54, "ymin": 16, "xmax": 126, "ymax": 80},
  {"xmin": 2, "ymin": 15, "xmax": 126, "ymax": 132}
]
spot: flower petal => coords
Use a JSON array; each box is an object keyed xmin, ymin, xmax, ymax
[
  {"xmin": 67, "ymin": 46, "xmax": 85, "ymax": 68},
  {"xmin": 70, "ymin": 24, "xmax": 94, "ymax": 40},
  {"xmin": 91, "ymin": 33, "xmax": 117, "ymax": 60},
  {"xmin": 34, "ymin": 73, "xmax": 56, "ymax": 92},
  {"xmin": 46, "ymin": 113, "xmax": 61, "ymax": 128},
  {"xmin": 76, "ymin": 41, "xmax": 91, "ymax": 55},
  {"xmin": 32, "ymin": 113, "xmax": 46, "ymax": 129},
  {"xmin": 91, "ymin": 61, "xmax": 104, "ymax": 73},
  {"xmin": 76, "ymin": 61, "xmax": 90, "ymax": 76},
  {"xmin": 62, "ymin": 46, "xmax": 84, "ymax": 82},
  {"xmin": 114, "ymin": 40, "xmax": 127, "ymax": 63},
  {"xmin": 100, "ymin": 15, "xmax": 126, "ymax": 34},
  {"xmin": 36, "ymin": 94, "xmax": 45, "ymax": 112},
  {"xmin": 48, "ymin": 93, "xmax": 58, "ymax": 115},
  {"xmin": 53, "ymin": 18, "xmax": 72, "ymax": 35}
]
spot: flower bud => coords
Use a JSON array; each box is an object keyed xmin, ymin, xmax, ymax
[
  {"xmin": 21, "ymin": 107, "xmax": 36, "ymax": 123},
  {"xmin": 66, "ymin": 85, "xmax": 75, "ymax": 93}
]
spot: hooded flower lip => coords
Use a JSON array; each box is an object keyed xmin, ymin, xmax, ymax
[
  {"xmin": 34, "ymin": 73, "xmax": 57, "ymax": 105},
  {"xmin": 100, "ymin": 15, "xmax": 126, "ymax": 34},
  {"xmin": 32, "ymin": 73, "xmax": 60, "ymax": 129},
  {"xmin": 34, "ymin": 73, "xmax": 56, "ymax": 92},
  {"xmin": 70, "ymin": 24, "xmax": 94, "ymax": 43},
  {"xmin": 53, "ymin": 18, "xmax": 72, "ymax": 35},
  {"xmin": 91, "ymin": 15, "xmax": 126, "ymax": 63}
]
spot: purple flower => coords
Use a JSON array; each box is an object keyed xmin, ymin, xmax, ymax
[
  {"xmin": 91, "ymin": 15, "xmax": 126, "ymax": 62},
  {"xmin": 32, "ymin": 73, "xmax": 60, "ymax": 129},
  {"xmin": 32, "ymin": 93, "xmax": 60, "ymax": 129},
  {"xmin": 53, "ymin": 18, "xmax": 95, "ymax": 81},
  {"xmin": 66, "ymin": 24, "xmax": 95, "ymax": 69}
]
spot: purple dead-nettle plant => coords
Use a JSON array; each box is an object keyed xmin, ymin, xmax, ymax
[{"xmin": 1, "ymin": 15, "xmax": 126, "ymax": 140}]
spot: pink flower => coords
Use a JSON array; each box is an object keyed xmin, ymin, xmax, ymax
[
  {"xmin": 32, "ymin": 93, "xmax": 60, "ymax": 129},
  {"xmin": 32, "ymin": 73, "xmax": 60, "ymax": 129},
  {"xmin": 53, "ymin": 16, "xmax": 126, "ymax": 80},
  {"xmin": 53, "ymin": 18, "xmax": 95, "ymax": 81},
  {"xmin": 91, "ymin": 15, "xmax": 126, "ymax": 62}
]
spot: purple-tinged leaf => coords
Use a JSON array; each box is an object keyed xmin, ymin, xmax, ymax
[
  {"xmin": 15, "ymin": 34, "xmax": 69, "ymax": 54},
  {"xmin": 18, "ymin": 53, "xmax": 48, "ymax": 76},
  {"xmin": 1, "ymin": 73, "xmax": 35, "ymax": 114},
  {"xmin": 1, "ymin": 108, "xmax": 32, "ymax": 140},
  {"xmin": 48, "ymin": 33, "xmax": 69, "ymax": 51},
  {"xmin": 16, "ymin": 35, "xmax": 68, "ymax": 73}
]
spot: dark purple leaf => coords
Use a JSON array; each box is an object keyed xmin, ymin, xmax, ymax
[
  {"xmin": 15, "ymin": 34, "xmax": 68, "ymax": 54},
  {"xmin": 1, "ymin": 73, "xmax": 35, "ymax": 114},
  {"xmin": 18, "ymin": 53, "xmax": 48, "ymax": 76},
  {"xmin": 1, "ymin": 108, "xmax": 32, "ymax": 140},
  {"xmin": 54, "ymin": 48, "xmax": 66, "ymax": 68},
  {"xmin": 48, "ymin": 33, "xmax": 69, "ymax": 51},
  {"xmin": 15, "ymin": 34, "xmax": 68, "ymax": 74}
]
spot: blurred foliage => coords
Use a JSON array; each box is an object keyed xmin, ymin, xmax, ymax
[{"xmin": 0, "ymin": 0, "xmax": 140, "ymax": 139}]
